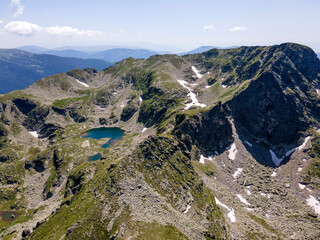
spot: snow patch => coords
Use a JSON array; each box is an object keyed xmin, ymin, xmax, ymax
[
  {"xmin": 177, "ymin": 79, "xmax": 206, "ymax": 110},
  {"xmin": 233, "ymin": 168, "xmax": 243, "ymax": 179},
  {"xmin": 271, "ymin": 171, "xmax": 277, "ymax": 177},
  {"xmin": 269, "ymin": 150, "xmax": 283, "ymax": 167},
  {"xmin": 317, "ymin": 89, "xmax": 320, "ymax": 94},
  {"xmin": 228, "ymin": 143, "xmax": 237, "ymax": 160},
  {"xmin": 200, "ymin": 154, "xmax": 214, "ymax": 164},
  {"xmin": 245, "ymin": 189, "xmax": 252, "ymax": 195},
  {"xmin": 236, "ymin": 194, "xmax": 251, "ymax": 205},
  {"xmin": 142, "ymin": 128, "xmax": 147, "ymax": 133},
  {"xmin": 76, "ymin": 79, "xmax": 89, "ymax": 88},
  {"xmin": 245, "ymin": 141, "xmax": 252, "ymax": 147},
  {"xmin": 221, "ymin": 84, "xmax": 227, "ymax": 88},
  {"xmin": 227, "ymin": 209, "xmax": 236, "ymax": 223},
  {"xmin": 191, "ymin": 66, "xmax": 203, "ymax": 78},
  {"xmin": 299, "ymin": 183, "xmax": 306, "ymax": 190},
  {"xmin": 215, "ymin": 197, "xmax": 236, "ymax": 223},
  {"xmin": 199, "ymin": 155, "xmax": 205, "ymax": 164},
  {"xmin": 120, "ymin": 102, "xmax": 125, "ymax": 108},
  {"xmin": 285, "ymin": 147, "xmax": 296, "ymax": 157},
  {"xmin": 205, "ymin": 85, "xmax": 211, "ymax": 89},
  {"xmin": 139, "ymin": 96, "xmax": 143, "ymax": 103},
  {"xmin": 306, "ymin": 195, "xmax": 320, "ymax": 215},
  {"xmin": 298, "ymin": 136, "xmax": 311, "ymax": 151},
  {"xmin": 183, "ymin": 204, "xmax": 191, "ymax": 213},
  {"xmin": 29, "ymin": 131, "xmax": 38, "ymax": 138},
  {"xmin": 246, "ymin": 208, "xmax": 254, "ymax": 212},
  {"xmin": 298, "ymin": 167, "xmax": 302, "ymax": 172}
]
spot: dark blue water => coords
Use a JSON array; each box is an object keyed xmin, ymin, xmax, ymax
[
  {"xmin": 88, "ymin": 153, "xmax": 102, "ymax": 161},
  {"xmin": 83, "ymin": 127, "xmax": 125, "ymax": 161}
]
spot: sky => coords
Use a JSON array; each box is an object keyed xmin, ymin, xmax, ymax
[{"xmin": 0, "ymin": 0, "xmax": 319, "ymax": 52}]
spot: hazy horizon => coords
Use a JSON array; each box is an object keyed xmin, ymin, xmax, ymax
[{"xmin": 0, "ymin": 0, "xmax": 320, "ymax": 52}]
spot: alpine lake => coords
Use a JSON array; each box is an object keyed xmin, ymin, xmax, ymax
[{"xmin": 82, "ymin": 127, "xmax": 125, "ymax": 161}]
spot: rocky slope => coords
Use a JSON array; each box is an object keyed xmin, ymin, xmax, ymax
[{"xmin": 0, "ymin": 43, "xmax": 320, "ymax": 239}]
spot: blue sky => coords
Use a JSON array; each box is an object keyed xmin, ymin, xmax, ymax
[{"xmin": 0, "ymin": 0, "xmax": 319, "ymax": 52}]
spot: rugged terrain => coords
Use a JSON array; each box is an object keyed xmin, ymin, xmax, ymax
[{"xmin": 0, "ymin": 43, "xmax": 320, "ymax": 239}]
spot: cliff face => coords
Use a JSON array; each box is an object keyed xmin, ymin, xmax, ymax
[{"xmin": 0, "ymin": 43, "xmax": 320, "ymax": 239}]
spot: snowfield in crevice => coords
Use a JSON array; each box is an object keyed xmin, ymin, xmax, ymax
[
  {"xmin": 76, "ymin": 79, "xmax": 89, "ymax": 87},
  {"xmin": 298, "ymin": 136, "xmax": 311, "ymax": 150},
  {"xmin": 191, "ymin": 66, "xmax": 203, "ymax": 78},
  {"xmin": 227, "ymin": 143, "xmax": 237, "ymax": 160},
  {"xmin": 236, "ymin": 194, "xmax": 251, "ymax": 205},
  {"xmin": 177, "ymin": 79, "xmax": 206, "ymax": 110},
  {"xmin": 141, "ymin": 128, "xmax": 147, "ymax": 133},
  {"xmin": 29, "ymin": 131, "xmax": 39, "ymax": 138},
  {"xmin": 215, "ymin": 197, "xmax": 236, "ymax": 223}
]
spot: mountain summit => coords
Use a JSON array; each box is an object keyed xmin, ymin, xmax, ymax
[{"xmin": 0, "ymin": 43, "xmax": 320, "ymax": 239}]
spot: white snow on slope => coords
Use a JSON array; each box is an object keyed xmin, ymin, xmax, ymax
[
  {"xmin": 228, "ymin": 143, "xmax": 237, "ymax": 160},
  {"xmin": 269, "ymin": 150, "xmax": 284, "ymax": 167},
  {"xmin": 245, "ymin": 141, "xmax": 252, "ymax": 147},
  {"xmin": 177, "ymin": 79, "xmax": 206, "ymax": 110},
  {"xmin": 184, "ymin": 204, "xmax": 191, "ymax": 213},
  {"xmin": 317, "ymin": 89, "xmax": 320, "ymax": 94},
  {"xmin": 271, "ymin": 171, "xmax": 277, "ymax": 177},
  {"xmin": 120, "ymin": 102, "xmax": 125, "ymax": 108},
  {"xmin": 199, "ymin": 154, "xmax": 214, "ymax": 164},
  {"xmin": 222, "ymin": 84, "xmax": 227, "ymax": 88},
  {"xmin": 245, "ymin": 189, "xmax": 252, "ymax": 195},
  {"xmin": 233, "ymin": 168, "xmax": 243, "ymax": 179},
  {"xmin": 199, "ymin": 155, "xmax": 205, "ymax": 164},
  {"xmin": 285, "ymin": 147, "xmax": 296, "ymax": 157},
  {"xmin": 205, "ymin": 85, "xmax": 211, "ymax": 89},
  {"xmin": 142, "ymin": 128, "xmax": 147, "ymax": 133},
  {"xmin": 215, "ymin": 197, "xmax": 236, "ymax": 223},
  {"xmin": 298, "ymin": 167, "xmax": 303, "ymax": 172},
  {"xmin": 236, "ymin": 194, "xmax": 251, "ymax": 205},
  {"xmin": 191, "ymin": 66, "xmax": 203, "ymax": 78},
  {"xmin": 298, "ymin": 136, "xmax": 311, "ymax": 150},
  {"xmin": 139, "ymin": 96, "xmax": 143, "ymax": 103},
  {"xmin": 29, "ymin": 131, "xmax": 38, "ymax": 138},
  {"xmin": 76, "ymin": 79, "xmax": 89, "ymax": 88},
  {"xmin": 306, "ymin": 195, "xmax": 320, "ymax": 215},
  {"xmin": 299, "ymin": 183, "xmax": 306, "ymax": 190}
]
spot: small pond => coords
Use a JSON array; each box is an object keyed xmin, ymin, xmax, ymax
[
  {"xmin": 0, "ymin": 211, "xmax": 20, "ymax": 222},
  {"xmin": 83, "ymin": 127, "xmax": 125, "ymax": 161},
  {"xmin": 88, "ymin": 153, "xmax": 102, "ymax": 161}
]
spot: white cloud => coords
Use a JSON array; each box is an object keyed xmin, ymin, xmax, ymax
[
  {"xmin": 46, "ymin": 26, "xmax": 102, "ymax": 37},
  {"xmin": 230, "ymin": 26, "xmax": 247, "ymax": 32},
  {"xmin": 4, "ymin": 21, "xmax": 42, "ymax": 36},
  {"xmin": 0, "ymin": 20, "xmax": 4, "ymax": 25},
  {"xmin": 203, "ymin": 25, "xmax": 214, "ymax": 31},
  {"xmin": 10, "ymin": 0, "xmax": 24, "ymax": 17}
]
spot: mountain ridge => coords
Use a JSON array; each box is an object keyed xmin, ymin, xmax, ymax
[{"xmin": 0, "ymin": 43, "xmax": 320, "ymax": 239}]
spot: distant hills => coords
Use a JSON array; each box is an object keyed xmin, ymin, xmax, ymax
[
  {"xmin": 17, "ymin": 46, "xmax": 161, "ymax": 62},
  {"xmin": 0, "ymin": 49, "xmax": 111, "ymax": 94}
]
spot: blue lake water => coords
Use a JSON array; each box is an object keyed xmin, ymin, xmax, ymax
[
  {"xmin": 88, "ymin": 153, "xmax": 102, "ymax": 161},
  {"xmin": 83, "ymin": 127, "xmax": 125, "ymax": 161}
]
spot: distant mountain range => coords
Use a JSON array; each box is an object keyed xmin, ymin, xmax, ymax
[
  {"xmin": 17, "ymin": 46, "xmax": 163, "ymax": 62},
  {"xmin": 0, "ymin": 49, "xmax": 111, "ymax": 94}
]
